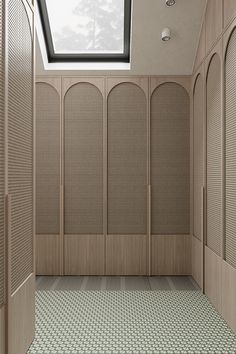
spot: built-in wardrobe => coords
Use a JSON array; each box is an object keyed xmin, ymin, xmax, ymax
[
  {"xmin": 36, "ymin": 77, "xmax": 191, "ymax": 277},
  {"xmin": 192, "ymin": 0, "xmax": 236, "ymax": 336},
  {"xmin": 0, "ymin": 1, "xmax": 35, "ymax": 354}
]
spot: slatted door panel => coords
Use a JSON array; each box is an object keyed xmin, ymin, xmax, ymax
[
  {"xmin": 206, "ymin": 54, "xmax": 222, "ymax": 256},
  {"xmin": 0, "ymin": 0, "xmax": 4, "ymax": 309},
  {"xmin": 107, "ymin": 83, "xmax": 147, "ymax": 235},
  {"xmin": 64, "ymin": 83, "xmax": 103, "ymax": 234},
  {"xmin": 8, "ymin": 0, "xmax": 33, "ymax": 295},
  {"xmin": 193, "ymin": 75, "xmax": 204, "ymax": 240},
  {"xmin": 7, "ymin": 1, "xmax": 34, "ymax": 353},
  {"xmin": 36, "ymin": 83, "xmax": 60, "ymax": 235},
  {"xmin": 151, "ymin": 83, "xmax": 190, "ymax": 234},
  {"xmin": 225, "ymin": 28, "xmax": 236, "ymax": 269}
]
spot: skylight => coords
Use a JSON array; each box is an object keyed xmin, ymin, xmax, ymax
[{"xmin": 38, "ymin": 0, "xmax": 132, "ymax": 62}]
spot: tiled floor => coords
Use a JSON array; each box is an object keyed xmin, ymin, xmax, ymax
[
  {"xmin": 28, "ymin": 289, "xmax": 236, "ymax": 353},
  {"xmin": 36, "ymin": 275, "xmax": 200, "ymax": 291}
]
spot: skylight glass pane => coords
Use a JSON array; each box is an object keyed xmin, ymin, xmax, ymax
[{"xmin": 45, "ymin": 0, "xmax": 125, "ymax": 54}]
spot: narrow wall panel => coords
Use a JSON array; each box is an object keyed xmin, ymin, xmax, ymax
[
  {"xmin": 224, "ymin": 0, "xmax": 236, "ymax": 28},
  {"xmin": 205, "ymin": 0, "xmax": 223, "ymax": 53},
  {"xmin": 108, "ymin": 83, "xmax": 147, "ymax": 234},
  {"xmin": 192, "ymin": 235, "xmax": 202, "ymax": 287},
  {"xmin": 36, "ymin": 235, "xmax": 60, "ymax": 275},
  {"xmin": 8, "ymin": 274, "xmax": 35, "ymax": 354},
  {"xmin": 64, "ymin": 83, "xmax": 103, "ymax": 234},
  {"xmin": 194, "ymin": 21, "xmax": 206, "ymax": 72},
  {"xmin": 206, "ymin": 54, "xmax": 222, "ymax": 256},
  {"xmin": 205, "ymin": 246, "xmax": 222, "ymax": 313},
  {"xmin": 36, "ymin": 83, "xmax": 60, "ymax": 234},
  {"xmin": 222, "ymin": 261, "xmax": 236, "ymax": 334},
  {"xmin": 0, "ymin": 0, "xmax": 4, "ymax": 308},
  {"xmin": 225, "ymin": 28, "xmax": 236, "ymax": 269},
  {"xmin": 106, "ymin": 235, "xmax": 146, "ymax": 275},
  {"xmin": 0, "ymin": 306, "xmax": 5, "ymax": 354},
  {"xmin": 151, "ymin": 83, "xmax": 190, "ymax": 234},
  {"xmin": 152, "ymin": 235, "xmax": 191, "ymax": 275},
  {"xmin": 193, "ymin": 75, "xmax": 204, "ymax": 240},
  {"xmin": 65, "ymin": 235, "xmax": 104, "ymax": 275}
]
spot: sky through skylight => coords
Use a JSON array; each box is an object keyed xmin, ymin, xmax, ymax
[{"xmin": 45, "ymin": 0, "xmax": 125, "ymax": 54}]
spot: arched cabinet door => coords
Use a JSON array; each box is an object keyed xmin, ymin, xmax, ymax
[
  {"xmin": 64, "ymin": 82, "xmax": 104, "ymax": 275},
  {"xmin": 6, "ymin": 0, "xmax": 35, "ymax": 353},
  {"xmin": 206, "ymin": 54, "xmax": 222, "ymax": 256},
  {"xmin": 225, "ymin": 28, "xmax": 236, "ymax": 270},
  {"xmin": 107, "ymin": 83, "xmax": 147, "ymax": 235},
  {"xmin": 193, "ymin": 75, "xmax": 204, "ymax": 241},
  {"xmin": 35, "ymin": 82, "xmax": 61, "ymax": 275},
  {"xmin": 151, "ymin": 83, "xmax": 190, "ymax": 235},
  {"xmin": 150, "ymin": 82, "xmax": 190, "ymax": 275},
  {"xmin": 107, "ymin": 82, "xmax": 147, "ymax": 275}
]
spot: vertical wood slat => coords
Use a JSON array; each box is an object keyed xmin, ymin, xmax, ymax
[
  {"xmin": 36, "ymin": 83, "xmax": 60, "ymax": 235},
  {"xmin": 64, "ymin": 83, "xmax": 103, "ymax": 235},
  {"xmin": 107, "ymin": 83, "xmax": 147, "ymax": 235},
  {"xmin": 225, "ymin": 28, "xmax": 236, "ymax": 269},
  {"xmin": 151, "ymin": 83, "xmax": 190, "ymax": 235},
  {"xmin": 193, "ymin": 75, "xmax": 204, "ymax": 240},
  {"xmin": 206, "ymin": 54, "xmax": 222, "ymax": 256}
]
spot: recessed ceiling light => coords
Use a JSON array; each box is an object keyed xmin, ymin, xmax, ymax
[
  {"xmin": 166, "ymin": 0, "xmax": 176, "ymax": 6},
  {"xmin": 162, "ymin": 28, "xmax": 171, "ymax": 42}
]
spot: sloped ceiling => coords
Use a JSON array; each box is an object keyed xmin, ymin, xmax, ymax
[{"xmin": 36, "ymin": 0, "xmax": 207, "ymax": 76}]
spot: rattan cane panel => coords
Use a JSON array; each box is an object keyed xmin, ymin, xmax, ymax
[
  {"xmin": 36, "ymin": 83, "xmax": 60, "ymax": 234},
  {"xmin": 64, "ymin": 83, "xmax": 103, "ymax": 234},
  {"xmin": 193, "ymin": 75, "xmax": 204, "ymax": 241},
  {"xmin": 107, "ymin": 83, "xmax": 147, "ymax": 234},
  {"xmin": 151, "ymin": 83, "xmax": 190, "ymax": 234},
  {"xmin": 0, "ymin": 0, "xmax": 4, "ymax": 306},
  {"xmin": 8, "ymin": 0, "xmax": 33, "ymax": 294},
  {"xmin": 206, "ymin": 54, "xmax": 222, "ymax": 256},
  {"xmin": 225, "ymin": 28, "xmax": 236, "ymax": 269}
]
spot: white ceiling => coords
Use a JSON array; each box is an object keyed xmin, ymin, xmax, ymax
[{"xmin": 36, "ymin": 0, "xmax": 207, "ymax": 76}]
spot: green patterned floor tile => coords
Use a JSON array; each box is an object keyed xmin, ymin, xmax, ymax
[{"xmin": 28, "ymin": 290, "xmax": 236, "ymax": 354}]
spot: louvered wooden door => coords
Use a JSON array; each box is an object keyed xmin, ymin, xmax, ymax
[
  {"xmin": 225, "ymin": 28, "xmax": 236, "ymax": 270},
  {"xmin": 0, "ymin": 0, "xmax": 5, "ymax": 352},
  {"xmin": 6, "ymin": 0, "xmax": 35, "ymax": 353}
]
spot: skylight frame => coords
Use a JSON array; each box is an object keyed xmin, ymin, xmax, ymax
[{"xmin": 37, "ymin": 0, "xmax": 132, "ymax": 63}]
